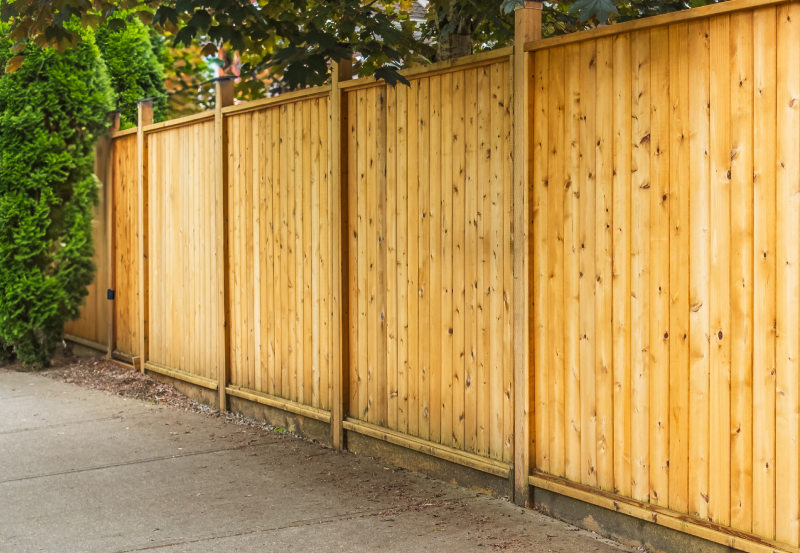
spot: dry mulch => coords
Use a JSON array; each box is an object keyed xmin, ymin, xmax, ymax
[{"xmin": 2, "ymin": 344, "xmax": 312, "ymax": 437}]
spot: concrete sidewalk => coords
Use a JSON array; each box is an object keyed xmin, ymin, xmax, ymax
[{"xmin": 0, "ymin": 367, "xmax": 632, "ymax": 553}]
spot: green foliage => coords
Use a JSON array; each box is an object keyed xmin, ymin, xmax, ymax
[
  {"xmin": 0, "ymin": 27, "xmax": 113, "ymax": 367},
  {"xmin": 96, "ymin": 16, "xmax": 168, "ymax": 130}
]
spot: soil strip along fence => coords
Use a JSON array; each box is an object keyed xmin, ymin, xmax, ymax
[{"xmin": 63, "ymin": 0, "xmax": 800, "ymax": 550}]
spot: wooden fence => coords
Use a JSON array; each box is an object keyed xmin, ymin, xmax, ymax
[{"xmin": 62, "ymin": 0, "xmax": 800, "ymax": 550}]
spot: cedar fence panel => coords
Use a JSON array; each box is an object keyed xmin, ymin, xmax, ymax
[
  {"xmin": 342, "ymin": 55, "xmax": 514, "ymax": 465},
  {"xmin": 63, "ymin": 131, "xmax": 113, "ymax": 349},
  {"xmin": 224, "ymin": 92, "xmax": 334, "ymax": 413},
  {"xmin": 112, "ymin": 134, "xmax": 140, "ymax": 359},
  {"xmin": 145, "ymin": 117, "xmax": 221, "ymax": 386},
  {"xmin": 529, "ymin": 2, "xmax": 800, "ymax": 548}
]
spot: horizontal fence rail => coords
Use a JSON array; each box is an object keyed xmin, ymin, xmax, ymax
[{"xmin": 61, "ymin": 1, "xmax": 800, "ymax": 550}]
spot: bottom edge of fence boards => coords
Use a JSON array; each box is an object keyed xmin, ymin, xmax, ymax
[
  {"xmin": 529, "ymin": 473, "xmax": 794, "ymax": 553},
  {"xmin": 143, "ymin": 362, "xmax": 219, "ymax": 391},
  {"xmin": 63, "ymin": 334, "xmax": 108, "ymax": 354},
  {"xmin": 225, "ymin": 385, "xmax": 332, "ymax": 424},
  {"xmin": 342, "ymin": 418, "xmax": 511, "ymax": 479}
]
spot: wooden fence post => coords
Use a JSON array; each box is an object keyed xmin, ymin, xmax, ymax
[
  {"xmin": 513, "ymin": 0, "xmax": 541, "ymax": 508},
  {"xmin": 106, "ymin": 111, "xmax": 120, "ymax": 360},
  {"xmin": 332, "ymin": 57, "xmax": 353, "ymax": 449},
  {"xmin": 137, "ymin": 100, "xmax": 153, "ymax": 374},
  {"xmin": 215, "ymin": 77, "xmax": 235, "ymax": 410}
]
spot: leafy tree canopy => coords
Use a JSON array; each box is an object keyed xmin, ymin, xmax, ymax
[{"xmin": 0, "ymin": 0, "xmax": 720, "ymax": 91}]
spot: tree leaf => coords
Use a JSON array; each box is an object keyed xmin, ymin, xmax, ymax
[
  {"xmin": 374, "ymin": 66, "xmax": 410, "ymax": 88},
  {"xmin": 200, "ymin": 42, "xmax": 218, "ymax": 57},
  {"xmin": 500, "ymin": 0, "xmax": 524, "ymax": 14},
  {"xmin": 568, "ymin": 0, "xmax": 619, "ymax": 23},
  {"xmin": 5, "ymin": 55, "xmax": 24, "ymax": 73}
]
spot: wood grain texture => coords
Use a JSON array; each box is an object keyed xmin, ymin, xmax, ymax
[
  {"xmin": 775, "ymin": 3, "xmax": 799, "ymax": 545},
  {"xmin": 729, "ymin": 11, "xmax": 754, "ymax": 534}
]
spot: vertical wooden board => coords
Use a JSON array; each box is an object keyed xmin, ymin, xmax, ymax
[
  {"xmin": 258, "ymin": 112, "xmax": 268, "ymax": 391},
  {"xmin": 247, "ymin": 113, "xmax": 257, "ymax": 388},
  {"xmin": 533, "ymin": 50, "xmax": 550, "ymax": 473},
  {"xmin": 208, "ymin": 122, "xmax": 216, "ymax": 380},
  {"xmin": 348, "ymin": 92, "xmax": 359, "ymax": 415},
  {"xmin": 263, "ymin": 110, "xmax": 275, "ymax": 395},
  {"xmin": 419, "ymin": 77, "xmax": 432, "ymax": 440},
  {"xmin": 441, "ymin": 72, "xmax": 455, "ymax": 448},
  {"xmin": 688, "ymin": 18, "xmax": 710, "ymax": 521},
  {"xmin": 709, "ymin": 14, "xmax": 732, "ymax": 528},
  {"xmin": 397, "ymin": 83, "xmax": 409, "ymax": 433},
  {"xmin": 752, "ymin": 7, "xmax": 777, "ymax": 538},
  {"xmin": 489, "ymin": 62, "xmax": 504, "ymax": 461},
  {"xmin": 301, "ymin": 101, "xmax": 312, "ymax": 405},
  {"xmin": 134, "ymin": 135, "xmax": 141, "ymax": 357},
  {"xmin": 387, "ymin": 85, "xmax": 398, "ymax": 430},
  {"xmin": 452, "ymin": 70, "xmax": 467, "ymax": 450},
  {"xmin": 548, "ymin": 47, "xmax": 566, "ymax": 477},
  {"xmin": 649, "ymin": 26, "xmax": 671, "ymax": 509},
  {"xmin": 161, "ymin": 131, "xmax": 169, "ymax": 365},
  {"xmin": 729, "ymin": 10, "xmax": 754, "ymax": 534},
  {"xmin": 193, "ymin": 124, "xmax": 200, "ymax": 375},
  {"xmin": 178, "ymin": 128, "xmax": 187, "ymax": 371},
  {"xmin": 227, "ymin": 119, "xmax": 237, "ymax": 383},
  {"xmin": 564, "ymin": 43, "xmax": 582, "ymax": 482},
  {"xmin": 612, "ymin": 34, "xmax": 632, "ymax": 497},
  {"xmin": 155, "ymin": 132, "xmax": 164, "ymax": 364},
  {"xmin": 464, "ymin": 69, "xmax": 479, "ymax": 454},
  {"xmin": 145, "ymin": 135, "xmax": 154, "ymax": 361},
  {"xmin": 477, "ymin": 65, "xmax": 491, "ymax": 457},
  {"xmin": 502, "ymin": 60, "xmax": 513, "ymax": 464},
  {"xmin": 287, "ymin": 109, "xmax": 296, "ymax": 395},
  {"xmin": 155, "ymin": 133, "xmax": 163, "ymax": 364},
  {"xmin": 407, "ymin": 80, "xmax": 420, "ymax": 436},
  {"xmin": 366, "ymin": 87, "xmax": 378, "ymax": 424},
  {"xmin": 319, "ymin": 98, "xmax": 330, "ymax": 410},
  {"xmin": 668, "ymin": 21, "xmax": 690, "ymax": 515},
  {"xmin": 290, "ymin": 106, "xmax": 299, "ymax": 396},
  {"xmin": 199, "ymin": 124, "xmax": 207, "ymax": 379},
  {"xmin": 241, "ymin": 115, "xmax": 250, "ymax": 387},
  {"xmin": 297, "ymin": 102, "xmax": 307, "ymax": 404},
  {"xmin": 253, "ymin": 113, "xmax": 262, "ymax": 390},
  {"xmin": 171, "ymin": 129, "xmax": 181, "ymax": 371},
  {"xmin": 430, "ymin": 75, "xmax": 443, "ymax": 444},
  {"xmin": 776, "ymin": 3, "xmax": 800, "ymax": 545},
  {"xmin": 282, "ymin": 104, "xmax": 292, "ymax": 398},
  {"xmin": 187, "ymin": 125, "xmax": 196, "ymax": 376},
  {"xmin": 357, "ymin": 89, "xmax": 369, "ymax": 420},
  {"xmin": 238, "ymin": 116, "xmax": 247, "ymax": 386},
  {"xmin": 273, "ymin": 107, "xmax": 284, "ymax": 397},
  {"xmin": 580, "ymin": 40, "xmax": 598, "ymax": 488},
  {"xmin": 161, "ymin": 132, "xmax": 171, "ymax": 367},
  {"xmin": 595, "ymin": 37, "xmax": 614, "ymax": 491},
  {"xmin": 376, "ymin": 87, "xmax": 388, "ymax": 427},
  {"xmin": 630, "ymin": 29, "xmax": 651, "ymax": 504},
  {"xmin": 312, "ymin": 100, "xmax": 321, "ymax": 407}
]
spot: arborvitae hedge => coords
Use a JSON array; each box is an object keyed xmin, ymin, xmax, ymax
[
  {"xmin": 96, "ymin": 17, "xmax": 167, "ymax": 130},
  {"xmin": 0, "ymin": 29, "xmax": 113, "ymax": 366}
]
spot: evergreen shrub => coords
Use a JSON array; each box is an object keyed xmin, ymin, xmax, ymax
[{"xmin": 0, "ymin": 27, "xmax": 113, "ymax": 366}]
